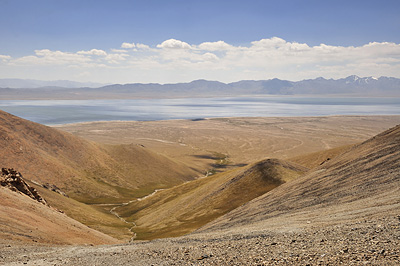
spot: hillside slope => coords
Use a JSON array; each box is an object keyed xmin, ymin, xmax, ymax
[
  {"xmin": 117, "ymin": 158, "xmax": 308, "ymax": 239},
  {"xmin": 0, "ymin": 110, "xmax": 198, "ymax": 203},
  {"xmin": 1, "ymin": 124, "xmax": 399, "ymax": 265},
  {"xmin": 0, "ymin": 169, "xmax": 119, "ymax": 245},
  {"xmin": 289, "ymin": 144, "xmax": 354, "ymax": 169},
  {"xmin": 198, "ymin": 124, "xmax": 400, "ymax": 234}
]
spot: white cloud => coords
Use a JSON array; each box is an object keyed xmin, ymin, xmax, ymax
[
  {"xmin": 105, "ymin": 53, "xmax": 129, "ymax": 64},
  {"xmin": 157, "ymin": 39, "xmax": 192, "ymax": 49},
  {"xmin": 121, "ymin": 42, "xmax": 150, "ymax": 50},
  {"xmin": 136, "ymin": 43, "xmax": 150, "ymax": 49},
  {"xmin": 121, "ymin": 42, "xmax": 136, "ymax": 49},
  {"xmin": 2, "ymin": 37, "xmax": 400, "ymax": 83},
  {"xmin": 0, "ymin": 55, "xmax": 11, "ymax": 62},
  {"xmin": 11, "ymin": 49, "xmax": 91, "ymax": 66},
  {"xmin": 111, "ymin": 49, "xmax": 129, "ymax": 53},
  {"xmin": 77, "ymin": 71, "xmax": 91, "ymax": 77},
  {"xmin": 197, "ymin": 41, "xmax": 233, "ymax": 51},
  {"xmin": 251, "ymin": 37, "xmax": 287, "ymax": 48},
  {"xmin": 202, "ymin": 52, "xmax": 219, "ymax": 61},
  {"xmin": 77, "ymin": 49, "xmax": 107, "ymax": 56}
]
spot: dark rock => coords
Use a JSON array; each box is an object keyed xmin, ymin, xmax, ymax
[
  {"xmin": 197, "ymin": 254, "xmax": 210, "ymax": 260},
  {"xmin": 42, "ymin": 183, "xmax": 68, "ymax": 197},
  {"xmin": 1, "ymin": 168, "xmax": 48, "ymax": 205}
]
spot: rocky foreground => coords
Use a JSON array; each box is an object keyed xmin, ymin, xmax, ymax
[{"xmin": 1, "ymin": 215, "xmax": 399, "ymax": 265}]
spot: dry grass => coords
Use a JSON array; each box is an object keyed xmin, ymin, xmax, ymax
[
  {"xmin": 0, "ymin": 186, "xmax": 120, "ymax": 245},
  {"xmin": 56, "ymin": 116, "xmax": 400, "ymax": 168},
  {"xmin": 0, "ymin": 110, "xmax": 198, "ymax": 203},
  {"xmin": 1, "ymin": 110, "xmax": 399, "ymax": 244},
  {"xmin": 289, "ymin": 144, "xmax": 354, "ymax": 169},
  {"xmin": 0, "ymin": 110, "xmax": 202, "ymax": 242},
  {"xmin": 31, "ymin": 183, "xmax": 133, "ymax": 241},
  {"xmin": 116, "ymin": 159, "xmax": 308, "ymax": 239},
  {"xmin": 199, "ymin": 124, "xmax": 400, "ymax": 234}
]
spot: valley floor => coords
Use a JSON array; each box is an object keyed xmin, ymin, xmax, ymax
[{"xmin": 55, "ymin": 115, "xmax": 400, "ymax": 171}]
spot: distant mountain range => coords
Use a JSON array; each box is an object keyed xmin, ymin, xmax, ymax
[{"xmin": 0, "ymin": 75, "xmax": 399, "ymax": 99}]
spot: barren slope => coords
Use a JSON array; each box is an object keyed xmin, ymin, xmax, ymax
[
  {"xmin": 289, "ymin": 144, "xmax": 354, "ymax": 169},
  {"xmin": 0, "ymin": 185, "xmax": 119, "ymax": 245},
  {"xmin": 0, "ymin": 110, "xmax": 198, "ymax": 203},
  {"xmin": 30, "ymin": 183, "xmax": 134, "ymax": 241},
  {"xmin": 198, "ymin": 124, "xmax": 400, "ymax": 234},
  {"xmin": 1, "ymin": 123, "xmax": 399, "ymax": 265},
  {"xmin": 117, "ymin": 159, "xmax": 307, "ymax": 239},
  {"xmin": 0, "ymin": 110, "xmax": 202, "ymax": 241}
]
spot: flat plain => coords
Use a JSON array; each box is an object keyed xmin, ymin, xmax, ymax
[{"xmin": 56, "ymin": 115, "xmax": 400, "ymax": 170}]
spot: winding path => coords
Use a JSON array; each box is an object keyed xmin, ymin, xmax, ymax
[
  {"xmin": 107, "ymin": 188, "xmax": 166, "ymax": 241},
  {"xmin": 109, "ymin": 205, "xmax": 137, "ymax": 242},
  {"xmin": 107, "ymin": 170, "xmax": 213, "ymax": 241}
]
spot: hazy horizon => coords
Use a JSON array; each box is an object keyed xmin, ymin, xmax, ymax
[{"xmin": 0, "ymin": 74, "xmax": 399, "ymax": 88}]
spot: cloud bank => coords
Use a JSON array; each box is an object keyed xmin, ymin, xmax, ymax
[{"xmin": 1, "ymin": 37, "xmax": 399, "ymax": 83}]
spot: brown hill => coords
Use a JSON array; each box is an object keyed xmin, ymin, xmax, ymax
[
  {"xmin": 198, "ymin": 124, "xmax": 400, "ymax": 234},
  {"xmin": 289, "ymin": 144, "xmax": 354, "ymax": 169},
  {"xmin": 1, "ymin": 122, "xmax": 399, "ymax": 265},
  {"xmin": 0, "ymin": 169, "xmax": 119, "ymax": 245},
  {"xmin": 116, "ymin": 158, "xmax": 308, "ymax": 239},
  {"xmin": 0, "ymin": 110, "xmax": 198, "ymax": 203},
  {"xmin": 0, "ymin": 186, "xmax": 120, "ymax": 245},
  {"xmin": 29, "ymin": 181, "xmax": 135, "ymax": 241},
  {"xmin": 0, "ymin": 110, "xmax": 202, "ymax": 241}
]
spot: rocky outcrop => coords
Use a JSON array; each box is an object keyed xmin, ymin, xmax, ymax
[
  {"xmin": 0, "ymin": 168, "xmax": 48, "ymax": 205},
  {"xmin": 42, "ymin": 183, "xmax": 69, "ymax": 197}
]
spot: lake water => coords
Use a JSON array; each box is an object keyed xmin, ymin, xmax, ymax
[{"xmin": 0, "ymin": 96, "xmax": 400, "ymax": 125}]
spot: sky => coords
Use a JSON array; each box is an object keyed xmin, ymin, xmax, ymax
[{"xmin": 0, "ymin": 0, "xmax": 399, "ymax": 84}]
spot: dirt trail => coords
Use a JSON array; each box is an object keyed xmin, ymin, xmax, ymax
[
  {"xmin": 107, "ymin": 187, "xmax": 168, "ymax": 241},
  {"xmin": 107, "ymin": 170, "xmax": 212, "ymax": 241},
  {"xmin": 109, "ymin": 205, "xmax": 137, "ymax": 242}
]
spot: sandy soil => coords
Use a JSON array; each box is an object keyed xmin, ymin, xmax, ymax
[
  {"xmin": 55, "ymin": 115, "xmax": 400, "ymax": 171},
  {"xmin": 0, "ymin": 187, "xmax": 120, "ymax": 246}
]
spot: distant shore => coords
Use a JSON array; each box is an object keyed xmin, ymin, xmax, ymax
[{"xmin": 2, "ymin": 96, "xmax": 400, "ymax": 125}]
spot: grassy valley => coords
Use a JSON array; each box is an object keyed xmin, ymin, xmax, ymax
[
  {"xmin": 200, "ymin": 124, "xmax": 400, "ymax": 234},
  {"xmin": 116, "ymin": 158, "xmax": 307, "ymax": 239},
  {"xmin": 0, "ymin": 110, "xmax": 202, "ymax": 241}
]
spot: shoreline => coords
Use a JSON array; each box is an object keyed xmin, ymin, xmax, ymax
[
  {"xmin": 1, "ymin": 93, "xmax": 400, "ymax": 101},
  {"xmin": 1, "ymin": 96, "xmax": 399, "ymax": 126},
  {"xmin": 50, "ymin": 114, "xmax": 400, "ymax": 127}
]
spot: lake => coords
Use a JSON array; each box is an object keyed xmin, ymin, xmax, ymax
[{"xmin": 0, "ymin": 96, "xmax": 400, "ymax": 125}]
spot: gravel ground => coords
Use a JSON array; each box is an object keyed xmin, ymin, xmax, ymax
[{"xmin": 1, "ymin": 215, "xmax": 399, "ymax": 265}]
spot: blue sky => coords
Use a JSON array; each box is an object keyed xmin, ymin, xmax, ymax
[{"xmin": 0, "ymin": 0, "xmax": 399, "ymax": 83}]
